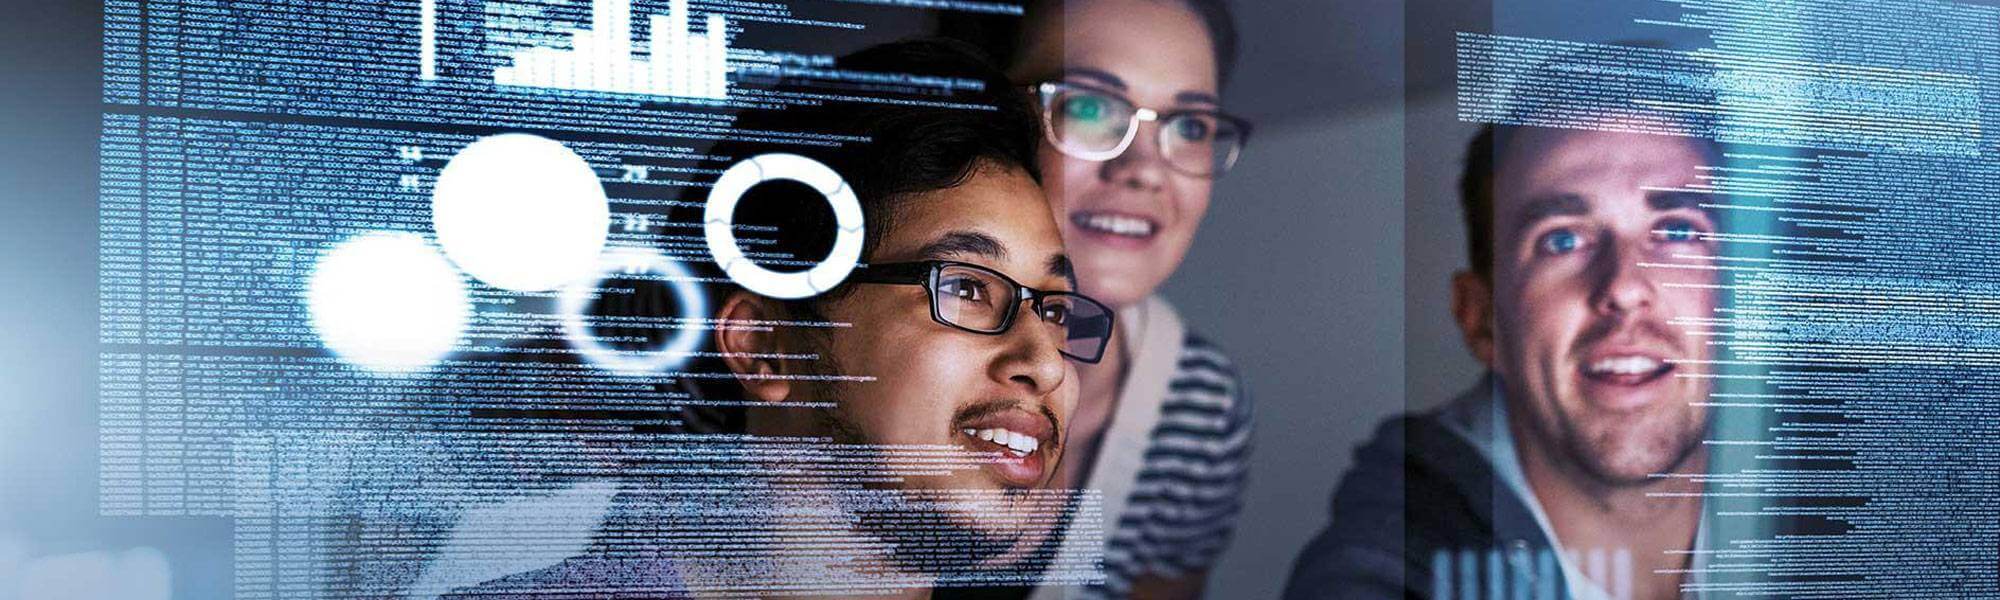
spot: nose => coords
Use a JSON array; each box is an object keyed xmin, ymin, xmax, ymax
[
  {"xmin": 1099, "ymin": 117, "xmax": 1168, "ymax": 191},
  {"xmin": 1590, "ymin": 236, "xmax": 1658, "ymax": 316},
  {"xmin": 990, "ymin": 301, "xmax": 1070, "ymax": 396}
]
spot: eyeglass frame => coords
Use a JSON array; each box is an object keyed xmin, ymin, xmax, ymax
[
  {"xmin": 1030, "ymin": 80, "xmax": 1255, "ymax": 178},
  {"xmin": 845, "ymin": 259, "xmax": 1115, "ymax": 364}
]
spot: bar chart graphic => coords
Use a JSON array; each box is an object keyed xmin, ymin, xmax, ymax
[{"xmin": 493, "ymin": 0, "xmax": 730, "ymax": 99}]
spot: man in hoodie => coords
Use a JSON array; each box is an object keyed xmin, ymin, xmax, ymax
[{"xmin": 1284, "ymin": 97, "xmax": 1728, "ymax": 599}]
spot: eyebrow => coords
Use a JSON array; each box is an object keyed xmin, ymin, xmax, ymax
[
  {"xmin": 1049, "ymin": 254, "xmax": 1076, "ymax": 290},
  {"xmin": 915, "ymin": 230, "xmax": 1007, "ymax": 262},
  {"xmin": 1647, "ymin": 190, "xmax": 1711, "ymax": 214},
  {"xmin": 1063, "ymin": 67, "xmax": 1220, "ymax": 108},
  {"xmin": 1061, "ymin": 67, "xmax": 1126, "ymax": 90},
  {"xmin": 1507, "ymin": 193, "xmax": 1590, "ymax": 240},
  {"xmin": 913, "ymin": 230, "xmax": 1075, "ymax": 289},
  {"xmin": 1175, "ymin": 90, "xmax": 1221, "ymax": 106}
]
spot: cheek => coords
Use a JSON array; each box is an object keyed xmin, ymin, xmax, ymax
[
  {"xmin": 1051, "ymin": 364, "xmax": 1081, "ymax": 421},
  {"xmin": 1664, "ymin": 285, "xmax": 1719, "ymax": 355},
  {"xmin": 833, "ymin": 323, "xmax": 989, "ymax": 443},
  {"xmin": 1500, "ymin": 272, "xmax": 1590, "ymax": 361},
  {"xmin": 1167, "ymin": 177, "xmax": 1214, "ymax": 234}
]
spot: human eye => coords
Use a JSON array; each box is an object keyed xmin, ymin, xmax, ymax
[
  {"xmin": 1063, "ymin": 93, "xmax": 1111, "ymax": 123},
  {"xmin": 1039, "ymin": 300, "xmax": 1072, "ymax": 326},
  {"xmin": 1535, "ymin": 227, "xmax": 1584, "ymax": 257},
  {"xmin": 1655, "ymin": 218, "xmax": 1708, "ymax": 245},
  {"xmin": 937, "ymin": 275, "xmax": 991, "ymax": 303},
  {"xmin": 1171, "ymin": 115, "xmax": 1213, "ymax": 142}
]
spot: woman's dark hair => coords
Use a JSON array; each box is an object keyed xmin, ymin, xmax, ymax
[{"xmin": 938, "ymin": 0, "xmax": 1240, "ymax": 87}]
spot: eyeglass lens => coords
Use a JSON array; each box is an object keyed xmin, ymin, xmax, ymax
[
  {"xmin": 1052, "ymin": 90, "xmax": 1138, "ymax": 157},
  {"xmin": 1048, "ymin": 294, "xmax": 1113, "ymax": 362},
  {"xmin": 934, "ymin": 263, "xmax": 1013, "ymax": 331},
  {"xmin": 1047, "ymin": 85, "xmax": 1244, "ymax": 176},
  {"xmin": 932, "ymin": 263, "xmax": 1112, "ymax": 361}
]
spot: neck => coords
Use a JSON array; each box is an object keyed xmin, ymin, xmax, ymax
[
  {"xmin": 1052, "ymin": 310, "xmax": 1130, "ymax": 489},
  {"xmin": 1510, "ymin": 416, "xmax": 1705, "ymax": 600}
]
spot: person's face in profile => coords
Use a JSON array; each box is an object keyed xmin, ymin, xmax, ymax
[
  {"xmin": 824, "ymin": 161, "xmax": 1078, "ymax": 485},
  {"xmin": 738, "ymin": 161, "xmax": 1080, "ymax": 560},
  {"xmin": 1477, "ymin": 128, "xmax": 1719, "ymax": 485},
  {"xmin": 1014, "ymin": 0, "xmax": 1220, "ymax": 309}
]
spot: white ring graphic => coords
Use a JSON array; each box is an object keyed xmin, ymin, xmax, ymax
[
  {"xmin": 559, "ymin": 246, "xmax": 710, "ymax": 375},
  {"xmin": 702, "ymin": 153, "xmax": 864, "ymax": 299}
]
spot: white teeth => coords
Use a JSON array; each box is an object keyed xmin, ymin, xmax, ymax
[
  {"xmin": 967, "ymin": 427, "xmax": 1041, "ymax": 455},
  {"xmin": 1586, "ymin": 355, "xmax": 1664, "ymax": 375},
  {"xmin": 1078, "ymin": 213, "xmax": 1155, "ymax": 238},
  {"xmin": 1012, "ymin": 436, "xmax": 1040, "ymax": 455}
]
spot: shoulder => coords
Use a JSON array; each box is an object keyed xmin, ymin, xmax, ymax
[
  {"xmin": 1140, "ymin": 331, "xmax": 1251, "ymax": 470},
  {"xmin": 1288, "ymin": 405, "xmax": 1550, "ymax": 599},
  {"xmin": 1166, "ymin": 331, "xmax": 1249, "ymax": 418},
  {"xmin": 1285, "ymin": 413, "xmax": 1489, "ymax": 600},
  {"xmin": 1333, "ymin": 411, "xmax": 1505, "ymax": 532}
]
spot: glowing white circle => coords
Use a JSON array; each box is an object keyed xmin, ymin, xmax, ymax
[
  {"xmin": 307, "ymin": 232, "xmax": 469, "ymax": 373},
  {"xmin": 559, "ymin": 246, "xmax": 710, "ymax": 374},
  {"xmin": 701, "ymin": 153, "xmax": 864, "ymax": 299},
  {"xmin": 433, "ymin": 133, "xmax": 610, "ymax": 292}
]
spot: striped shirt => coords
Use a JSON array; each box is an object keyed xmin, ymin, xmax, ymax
[
  {"xmin": 1100, "ymin": 333, "xmax": 1253, "ymax": 595},
  {"xmin": 1037, "ymin": 296, "xmax": 1254, "ymax": 599}
]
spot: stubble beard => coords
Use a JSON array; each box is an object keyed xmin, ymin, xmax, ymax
[{"xmin": 796, "ymin": 361, "xmax": 1020, "ymax": 578}]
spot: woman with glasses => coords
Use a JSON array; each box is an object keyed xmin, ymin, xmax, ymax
[{"xmin": 946, "ymin": 1, "xmax": 1254, "ymax": 597}]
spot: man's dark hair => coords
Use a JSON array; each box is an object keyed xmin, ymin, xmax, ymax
[
  {"xmin": 1457, "ymin": 41, "xmax": 1724, "ymax": 279},
  {"xmin": 1459, "ymin": 124, "xmax": 1501, "ymax": 281},
  {"xmin": 937, "ymin": 0, "xmax": 1240, "ymax": 87},
  {"xmin": 707, "ymin": 37, "xmax": 1043, "ymax": 288},
  {"xmin": 661, "ymin": 37, "xmax": 1043, "ymax": 417}
]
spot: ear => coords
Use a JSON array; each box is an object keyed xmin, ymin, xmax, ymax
[
  {"xmin": 713, "ymin": 291, "xmax": 792, "ymax": 403},
  {"xmin": 1451, "ymin": 270, "xmax": 1497, "ymax": 369}
]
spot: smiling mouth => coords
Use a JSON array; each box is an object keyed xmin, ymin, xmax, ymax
[
  {"xmin": 961, "ymin": 427, "xmax": 1041, "ymax": 457},
  {"xmin": 953, "ymin": 405, "xmax": 1058, "ymax": 489},
  {"xmin": 1580, "ymin": 354, "xmax": 1675, "ymax": 386},
  {"xmin": 1072, "ymin": 211, "xmax": 1157, "ymax": 240}
]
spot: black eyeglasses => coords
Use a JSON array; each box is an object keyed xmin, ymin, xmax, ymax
[
  {"xmin": 847, "ymin": 260, "xmax": 1115, "ymax": 363},
  {"xmin": 1032, "ymin": 81, "xmax": 1253, "ymax": 178}
]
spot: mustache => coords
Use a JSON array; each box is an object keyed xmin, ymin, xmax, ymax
[
  {"xmin": 954, "ymin": 398, "xmax": 1062, "ymax": 445},
  {"xmin": 1570, "ymin": 312, "xmax": 1687, "ymax": 356}
]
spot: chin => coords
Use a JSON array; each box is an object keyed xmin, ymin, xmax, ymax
[
  {"xmin": 1571, "ymin": 412, "xmax": 1702, "ymax": 485},
  {"xmin": 1074, "ymin": 264, "xmax": 1155, "ymax": 308},
  {"xmin": 964, "ymin": 515, "xmax": 1052, "ymax": 569}
]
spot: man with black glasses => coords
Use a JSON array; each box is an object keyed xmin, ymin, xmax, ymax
[{"xmin": 448, "ymin": 39, "xmax": 1115, "ymax": 599}]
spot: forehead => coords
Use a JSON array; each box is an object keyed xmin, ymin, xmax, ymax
[
  {"xmin": 1494, "ymin": 128, "xmax": 1711, "ymax": 206},
  {"xmin": 873, "ymin": 165, "xmax": 1064, "ymax": 266},
  {"xmin": 1025, "ymin": 0, "xmax": 1218, "ymax": 101}
]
